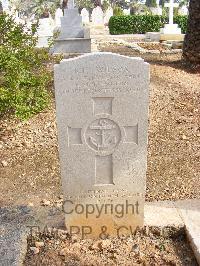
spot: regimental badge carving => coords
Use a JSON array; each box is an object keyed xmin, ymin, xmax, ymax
[{"xmin": 85, "ymin": 118, "xmax": 121, "ymax": 153}]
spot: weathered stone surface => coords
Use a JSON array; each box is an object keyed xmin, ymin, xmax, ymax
[
  {"xmin": 54, "ymin": 53, "xmax": 150, "ymax": 238},
  {"xmin": 59, "ymin": 9, "xmax": 83, "ymax": 39},
  {"xmin": 0, "ymin": 206, "xmax": 34, "ymax": 266},
  {"xmin": 0, "ymin": 206, "xmax": 64, "ymax": 266}
]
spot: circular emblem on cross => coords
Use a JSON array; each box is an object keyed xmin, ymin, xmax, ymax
[{"xmin": 85, "ymin": 118, "xmax": 121, "ymax": 154}]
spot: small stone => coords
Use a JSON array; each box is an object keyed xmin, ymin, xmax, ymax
[
  {"xmin": 30, "ymin": 247, "xmax": 40, "ymax": 254},
  {"xmin": 71, "ymin": 242, "xmax": 81, "ymax": 251},
  {"xmin": 197, "ymin": 133, "xmax": 200, "ymax": 137},
  {"xmin": 91, "ymin": 240, "xmax": 102, "ymax": 250},
  {"xmin": 182, "ymin": 135, "xmax": 188, "ymax": 140},
  {"xmin": 100, "ymin": 239, "xmax": 112, "ymax": 249},
  {"xmin": 41, "ymin": 199, "xmax": 51, "ymax": 206},
  {"xmin": 60, "ymin": 247, "xmax": 70, "ymax": 256},
  {"xmin": 1, "ymin": 160, "xmax": 8, "ymax": 167},
  {"xmin": 91, "ymin": 239, "xmax": 112, "ymax": 251},
  {"xmin": 28, "ymin": 202, "xmax": 34, "ymax": 207},
  {"xmin": 132, "ymin": 243, "xmax": 139, "ymax": 253},
  {"xmin": 35, "ymin": 241, "xmax": 44, "ymax": 248}
]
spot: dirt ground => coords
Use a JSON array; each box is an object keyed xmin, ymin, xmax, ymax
[
  {"xmin": 0, "ymin": 43, "xmax": 200, "ymax": 207},
  {"xmin": 24, "ymin": 226, "xmax": 198, "ymax": 266}
]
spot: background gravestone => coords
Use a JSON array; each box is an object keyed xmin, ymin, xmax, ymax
[
  {"xmin": 104, "ymin": 7, "xmax": 113, "ymax": 25},
  {"xmin": 36, "ymin": 18, "xmax": 54, "ymax": 48},
  {"xmin": 54, "ymin": 53, "xmax": 149, "ymax": 238},
  {"xmin": 55, "ymin": 8, "xmax": 63, "ymax": 27},
  {"xmin": 92, "ymin": 6, "xmax": 104, "ymax": 26},
  {"xmin": 81, "ymin": 8, "xmax": 90, "ymax": 24}
]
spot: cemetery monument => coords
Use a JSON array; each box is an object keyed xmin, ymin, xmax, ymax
[
  {"xmin": 52, "ymin": 0, "xmax": 91, "ymax": 54},
  {"xmin": 146, "ymin": 0, "xmax": 184, "ymax": 42},
  {"xmin": 161, "ymin": 0, "xmax": 181, "ymax": 34}
]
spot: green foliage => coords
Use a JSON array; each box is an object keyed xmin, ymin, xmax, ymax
[
  {"xmin": 102, "ymin": 0, "xmax": 110, "ymax": 12},
  {"xmin": 109, "ymin": 15, "xmax": 165, "ymax": 34},
  {"xmin": 0, "ymin": 13, "xmax": 51, "ymax": 120},
  {"xmin": 10, "ymin": 0, "xmax": 60, "ymax": 18},
  {"xmin": 113, "ymin": 5, "xmax": 124, "ymax": 16},
  {"xmin": 108, "ymin": 15, "xmax": 188, "ymax": 34},
  {"xmin": 174, "ymin": 15, "xmax": 188, "ymax": 33},
  {"xmin": 76, "ymin": 0, "xmax": 94, "ymax": 10}
]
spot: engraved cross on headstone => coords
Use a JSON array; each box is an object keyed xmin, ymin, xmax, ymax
[{"xmin": 67, "ymin": 97, "xmax": 138, "ymax": 186}]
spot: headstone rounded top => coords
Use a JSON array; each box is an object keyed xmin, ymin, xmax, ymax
[{"xmin": 57, "ymin": 52, "xmax": 147, "ymax": 66}]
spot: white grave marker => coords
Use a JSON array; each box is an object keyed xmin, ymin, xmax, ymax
[
  {"xmin": 2, "ymin": 0, "xmax": 9, "ymax": 12},
  {"xmin": 92, "ymin": 6, "xmax": 104, "ymax": 25},
  {"xmin": 162, "ymin": 0, "xmax": 181, "ymax": 34},
  {"xmin": 54, "ymin": 53, "xmax": 149, "ymax": 238},
  {"xmin": 55, "ymin": 8, "xmax": 63, "ymax": 27},
  {"xmin": 104, "ymin": 7, "xmax": 113, "ymax": 25},
  {"xmin": 81, "ymin": 8, "xmax": 89, "ymax": 24},
  {"xmin": 36, "ymin": 18, "xmax": 54, "ymax": 48}
]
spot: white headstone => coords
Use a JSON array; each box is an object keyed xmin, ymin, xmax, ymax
[
  {"xmin": 54, "ymin": 53, "xmax": 149, "ymax": 238},
  {"xmin": 104, "ymin": 7, "xmax": 113, "ymax": 24},
  {"xmin": 55, "ymin": 8, "xmax": 63, "ymax": 27},
  {"xmin": 2, "ymin": 0, "xmax": 9, "ymax": 12},
  {"xmin": 92, "ymin": 6, "xmax": 104, "ymax": 25},
  {"xmin": 81, "ymin": 8, "xmax": 89, "ymax": 24},
  {"xmin": 36, "ymin": 18, "xmax": 54, "ymax": 48}
]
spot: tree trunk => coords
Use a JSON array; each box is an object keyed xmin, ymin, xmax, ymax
[
  {"xmin": 183, "ymin": 0, "xmax": 200, "ymax": 63},
  {"xmin": 62, "ymin": 0, "xmax": 68, "ymax": 10}
]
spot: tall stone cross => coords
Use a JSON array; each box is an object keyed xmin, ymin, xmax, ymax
[{"xmin": 165, "ymin": 0, "xmax": 179, "ymax": 25}]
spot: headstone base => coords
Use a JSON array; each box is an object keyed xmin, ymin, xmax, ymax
[
  {"xmin": 160, "ymin": 24, "xmax": 181, "ymax": 34},
  {"xmin": 51, "ymin": 38, "xmax": 91, "ymax": 54},
  {"xmin": 64, "ymin": 196, "xmax": 144, "ymax": 239},
  {"xmin": 160, "ymin": 34, "xmax": 185, "ymax": 41}
]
